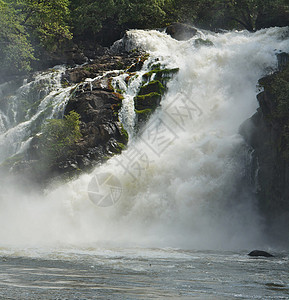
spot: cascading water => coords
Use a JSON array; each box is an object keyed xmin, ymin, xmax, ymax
[
  {"xmin": 0, "ymin": 27, "xmax": 289, "ymax": 252},
  {"xmin": 0, "ymin": 66, "xmax": 74, "ymax": 162}
]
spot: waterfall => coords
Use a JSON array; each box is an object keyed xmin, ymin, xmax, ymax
[
  {"xmin": 0, "ymin": 66, "xmax": 74, "ymax": 162},
  {"xmin": 0, "ymin": 27, "xmax": 288, "ymax": 250}
]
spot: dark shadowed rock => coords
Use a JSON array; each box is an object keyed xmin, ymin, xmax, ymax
[
  {"xmin": 166, "ymin": 23, "xmax": 198, "ymax": 41},
  {"xmin": 256, "ymin": 10, "xmax": 289, "ymax": 30},
  {"xmin": 248, "ymin": 250, "xmax": 274, "ymax": 257},
  {"xmin": 240, "ymin": 55, "xmax": 289, "ymax": 243},
  {"xmin": 64, "ymin": 54, "xmax": 140, "ymax": 84}
]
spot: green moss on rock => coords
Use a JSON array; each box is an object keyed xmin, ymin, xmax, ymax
[
  {"xmin": 115, "ymin": 142, "xmax": 126, "ymax": 153},
  {"xmin": 135, "ymin": 108, "xmax": 153, "ymax": 124},
  {"xmin": 138, "ymin": 80, "xmax": 165, "ymax": 96},
  {"xmin": 194, "ymin": 38, "xmax": 214, "ymax": 47},
  {"xmin": 134, "ymin": 92, "xmax": 161, "ymax": 111},
  {"xmin": 0, "ymin": 153, "xmax": 25, "ymax": 170},
  {"xmin": 143, "ymin": 67, "xmax": 179, "ymax": 82},
  {"xmin": 120, "ymin": 124, "xmax": 129, "ymax": 144}
]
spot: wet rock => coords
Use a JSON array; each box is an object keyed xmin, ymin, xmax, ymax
[
  {"xmin": 277, "ymin": 52, "xmax": 289, "ymax": 71},
  {"xmin": 64, "ymin": 54, "xmax": 140, "ymax": 84},
  {"xmin": 248, "ymin": 250, "xmax": 274, "ymax": 257},
  {"xmin": 240, "ymin": 56, "xmax": 289, "ymax": 241},
  {"xmin": 166, "ymin": 23, "xmax": 198, "ymax": 41}
]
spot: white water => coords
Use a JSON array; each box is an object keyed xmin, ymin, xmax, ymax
[
  {"xmin": 1, "ymin": 27, "xmax": 289, "ymax": 253},
  {"xmin": 0, "ymin": 66, "xmax": 74, "ymax": 162}
]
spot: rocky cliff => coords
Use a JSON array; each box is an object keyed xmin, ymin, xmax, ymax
[
  {"xmin": 0, "ymin": 46, "xmax": 178, "ymax": 187},
  {"xmin": 240, "ymin": 53, "xmax": 289, "ymax": 240}
]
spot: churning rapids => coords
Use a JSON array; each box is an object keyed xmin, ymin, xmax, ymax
[{"xmin": 0, "ymin": 27, "xmax": 288, "ymax": 299}]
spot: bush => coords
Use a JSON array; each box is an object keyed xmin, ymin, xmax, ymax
[{"xmin": 41, "ymin": 111, "xmax": 82, "ymax": 161}]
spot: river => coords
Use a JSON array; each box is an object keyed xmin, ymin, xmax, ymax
[{"xmin": 0, "ymin": 247, "xmax": 288, "ymax": 299}]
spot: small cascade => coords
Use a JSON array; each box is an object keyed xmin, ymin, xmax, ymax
[
  {"xmin": 0, "ymin": 66, "xmax": 75, "ymax": 162},
  {"xmin": 111, "ymin": 62, "xmax": 152, "ymax": 137}
]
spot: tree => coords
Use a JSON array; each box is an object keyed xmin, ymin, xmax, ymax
[
  {"xmin": 70, "ymin": 0, "xmax": 116, "ymax": 36},
  {"xmin": 17, "ymin": 0, "xmax": 72, "ymax": 51},
  {"xmin": 0, "ymin": 1, "xmax": 35, "ymax": 76},
  {"xmin": 70, "ymin": 0, "xmax": 174, "ymax": 39},
  {"xmin": 181, "ymin": 0, "xmax": 289, "ymax": 31},
  {"xmin": 117, "ymin": 0, "xmax": 170, "ymax": 29},
  {"xmin": 0, "ymin": 0, "xmax": 73, "ymax": 78}
]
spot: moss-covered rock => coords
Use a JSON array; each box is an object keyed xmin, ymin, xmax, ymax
[
  {"xmin": 134, "ymin": 92, "xmax": 162, "ymax": 111},
  {"xmin": 194, "ymin": 38, "xmax": 214, "ymax": 47},
  {"xmin": 132, "ymin": 66, "xmax": 179, "ymax": 130},
  {"xmin": 1, "ymin": 54, "xmax": 138, "ymax": 187},
  {"xmin": 143, "ymin": 67, "xmax": 179, "ymax": 83},
  {"xmin": 135, "ymin": 108, "xmax": 153, "ymax": 124},
  {"xmin": 138, "ymin": 80, "xmax": 165, "ymax": 96}
]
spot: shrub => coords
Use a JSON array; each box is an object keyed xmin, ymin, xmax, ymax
[{"xmin": 41, "ymin": 111, "xmax": 82, "ymax": 161}]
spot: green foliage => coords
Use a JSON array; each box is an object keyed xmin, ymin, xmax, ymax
[
  {"xmin": 40, "ymin": 111, "xmax": 82, "ymax": 161},
  {"xmin": 70, "ymin": 0, "xmax": 116, "ymax": 36},
  {"xmin": 70, "ymin": 0, "xmax": 173, "ymax": 36},
  {"xmin": 19, "ymin": 0, "xmax": 72, "ymax": 51},
  {"xmin": 167, "ymin": 0, "xmax": 288, "ymax": 31},
  {"xmin": 0, "ymin": 153, "xmax": 25, "ymax": 169},
  {"xmin": 0, "ymin": 0, "xmax": 72, "ymax": 77},
  {"xmin": 117, "ymin": 0, "xmax": 169, "ymax": 28},
  {"xmin": 0, "ymin": 1, "xmax": 35, "ymax": 75}
]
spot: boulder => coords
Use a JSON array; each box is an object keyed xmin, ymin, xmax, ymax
[
  {"xmin": 248, "ymin": 250, "xmax": 274, "ymax": 257},
  {"xmin": 166, "ymin": 23, "xmax": 198, "ymax": 41}
]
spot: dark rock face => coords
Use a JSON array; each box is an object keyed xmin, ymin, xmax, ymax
[
  {"xmin": 166, "ymin": 23, "xmax": 198, "ymax": 41},
  {"xmin": 62, "ymin": 81, "xmax": 128, "ymax": 172},
  {"xmin": 32, "ymin": 42, "xmax": 89, "ymax": 72},
  {"xmin": 248, "ymin": 250, "xmax": 274, "ymax": 257},
  {"xmin": 4, "ymin": 54, "xmax": 143, "ymax": 186},
  {"xmin": 256, "ymin": 10, "xmax": 289, "ymax": 30},
  {"xmin": 240, "ymin": 53, "xmax": 289, "ymax": 240},
  {"xmin": 64, "ymin": 53, "xmax": 140, "ymax": 84}
]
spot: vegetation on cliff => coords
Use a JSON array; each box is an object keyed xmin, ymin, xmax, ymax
[{"xmin": 40, "ymin": 110, "xmax": 82, "ymax": 161}]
